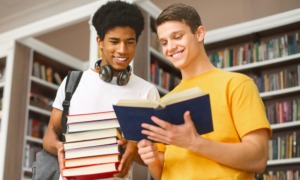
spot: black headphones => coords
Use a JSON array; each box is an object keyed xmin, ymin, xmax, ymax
[{"xmin": 95, "ymin": 60, "xmax": 132, "ymax": 86}]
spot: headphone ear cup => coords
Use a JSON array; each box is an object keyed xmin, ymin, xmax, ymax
[
  {"xmin": 99, "ymin": 65, "xmax": 113, "ymax": 82},
  {"xmin": 117, "ymin": 65, "xmax": 132, "ymax": 86},
  {"xmin": 117, "ymin": 71, "xmax": 128, "ymax": 86}
]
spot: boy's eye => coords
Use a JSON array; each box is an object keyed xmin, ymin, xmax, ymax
[
  {"xmin": 127, "ymin": 41, "xmax": 136, "ymax": 44},
  {"xmin": 175, "ymin": 35, "xmax": 182, "ymax": 39},
  {"xmin": 160, "ymin": 41, "xmax": 167, "ymax": 46}
]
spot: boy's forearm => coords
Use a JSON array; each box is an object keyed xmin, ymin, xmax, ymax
[
  {"xmin": 148, "ymin": 152, "xmax": 164, "ymax": 180},
  {"xmin": 43, "ymin": 130, "xmax": 62, "ymax": 156}
]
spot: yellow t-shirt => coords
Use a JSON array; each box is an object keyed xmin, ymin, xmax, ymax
[{"xmin": 158, "ymin": 69, "xmax": 271, "ymax": 180}]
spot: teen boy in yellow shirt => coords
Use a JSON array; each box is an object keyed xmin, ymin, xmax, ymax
[{"xmin": 137, "ymin": 3, "xmax": 271, "ymax": 180}]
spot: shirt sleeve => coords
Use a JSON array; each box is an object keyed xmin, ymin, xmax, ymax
[
  {"xmin": 231, "ymin": 77, "xmax": 272, "ymax": 137},
  {"xmin": 52, "ymin": 77, "xmax": 67, "ymax": 111}
]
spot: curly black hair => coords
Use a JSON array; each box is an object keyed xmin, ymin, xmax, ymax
[{"xmin": 92, "ymin": 0, "xmax": 144, "ymax": 42}]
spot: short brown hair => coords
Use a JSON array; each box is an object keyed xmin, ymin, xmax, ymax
[{"xmin": 156, "ymin": 3, "xmax": 202, "ymax": 34}]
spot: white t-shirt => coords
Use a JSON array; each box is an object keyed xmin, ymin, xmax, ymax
[
  {"xmin": 55, "ymin": 68, "xmax": 160, "ymax": 180},
  {"xmin": 53, "ymin": 68, "xmax": 159, "ymax": 114}
]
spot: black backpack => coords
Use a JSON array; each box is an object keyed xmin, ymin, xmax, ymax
[{"xmin": 32, "ymin": 71, "xmax": 83, "ymax": 180}]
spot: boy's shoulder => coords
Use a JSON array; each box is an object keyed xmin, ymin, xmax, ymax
[{"xmin": 215, "ymin": 68, "xmax": 251, "ymax": 81}]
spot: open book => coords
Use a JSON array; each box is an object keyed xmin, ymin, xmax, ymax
[{"xmin": 113, "ymin": 87, "xmax": 213, "ymax": 141}]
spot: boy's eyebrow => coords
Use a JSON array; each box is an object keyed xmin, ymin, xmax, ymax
[{"xmin": 108, "ymin": 37, "xmax": 136, "ymax": 41}]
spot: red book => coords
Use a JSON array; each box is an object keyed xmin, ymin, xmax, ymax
[{"xmin": 63, "ymin": 162, "xmax": 119, "ymax": 180}]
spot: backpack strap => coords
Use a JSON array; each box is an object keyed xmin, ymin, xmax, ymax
[{"xmin": 60, "ymin": 71, "xmax": 83, "ymax": 141}]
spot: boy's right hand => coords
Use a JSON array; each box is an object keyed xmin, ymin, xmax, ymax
[
  {"xmin": 57, "ymin": 146, "xmax": 68, "ymax": 180},
  {"xmin": 137, "ymin": 139, "xmax": 160, "ymax": 167}
]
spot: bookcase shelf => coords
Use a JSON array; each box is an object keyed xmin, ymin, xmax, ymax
[
  {"xmin": 260, "ymin": 86, "xmax": 300, "ymax": 99},
  {"xmin": 202, "ymin": 8, "xmax": 300, "ymax": 179},
  {"xmin": 271, "ymin": 120, "xmax": 300, "ymax": 130},
  {"xmin": 26, "ymin": 136, "xmax": 43, "ymax": 144},
  {"xmin": 134, "ymin": 12, "xmax": 181, "ymax": 96},
  {"xmin": 31, "ymin": 76, "xmax": 59, "ymax": 90},
  {"xmin": 268, "ymin": 158, "xmax": 300, "ymax": 166},
  {"xmin": 28, "ymin": 106, "xmax": 51, "ymax": 116},
  {"xmin": 223, "ymin": 53, "xmax": 300, "ymax": 72},
  {"xmin": 19, "ymin": 46, "xmax": 85, "ymax": 179}
]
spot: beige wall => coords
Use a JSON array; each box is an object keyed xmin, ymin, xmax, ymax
[
  {"xmin": 26, "ymin": 0, "xmax": 300, "ymax": 61},
  {"xmin": 151, "ymin": 0, "xmax": 300, "ymax": 30}
]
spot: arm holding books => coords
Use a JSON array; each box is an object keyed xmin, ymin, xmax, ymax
[
  {"xmin": 43, "ymin": 108, "xmax": 63, "ymax": 156},
  {"xmin": 43, "ymin": 108, "xmax": 67, "ymax": 179}
]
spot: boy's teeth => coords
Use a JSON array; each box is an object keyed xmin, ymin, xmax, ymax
[
  {"xmin": 173, "ymin": 52, "xmax": 181, "ymax": 58},
  {"xmin": 116, "ymin": 57, "xmax": 126, "ymax": 61}
]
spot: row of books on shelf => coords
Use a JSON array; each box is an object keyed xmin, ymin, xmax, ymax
[
  {"xmin": 24, "ymin": 143, "xmax": 42, "ymax": 169},
  {"xmin": 266, "ymin": 98, "xmax": 300, "ymax": 125},
  {"xmin": 27, "ymin": 118, "xmax": 47, "ymax": 139},
  {"xmin": 150, "ymin": 60, "xmax": 181, "ymax": 91},
  {"xmin": 268, "ymin": 131, "xmax": 300, "ymax": 161},
  {"xmin": 29, "ymin": 92, "xmax": 53, "ymax": 111},
  {"xmin": 209, "ymin": 31, "xmax": 300, "ymax": 69},
  {"xmin": 32, "ymin": 61, "xmax": 62, "ymax": 85},
  {"xmin": 249, "ymin": 64, "xmax": 300, "ymax": 93},
  {"xmin": 261, "ymin": 169, "xmax": 300, "ymax": 180},
  {"xmin": 62, "ymin": 111, "xmax": 122, "ymax": 179}
]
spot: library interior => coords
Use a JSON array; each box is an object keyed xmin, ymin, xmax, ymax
[{"xmin": 0, "ymin": 0, "xmax": 300, "ymax": 179}]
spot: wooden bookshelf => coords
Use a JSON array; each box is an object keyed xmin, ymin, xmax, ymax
[
  {"xmin": 134, "ymin": 10, "xmax": 181, "ymax": 97},
  {"xmin": 204, "ymin": 8, "xmax": 300, "ymax": 180},
  {"xmin": 21, "ymin": 44, "xmax": 84, "ymax": 179},
  {"xmin": 0, "ymin": 0, "xmax": 298, "ymax": 179},
  {"xmin": 0, "ymin": 37, "xmax": 86, "ymax": 180}
]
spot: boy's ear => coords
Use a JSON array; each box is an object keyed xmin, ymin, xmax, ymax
[
  {"xmin": 196, "ymin": 26, "xmax": 206, "ymax": 42},
  {"xmin": 96, "ymin": 36, "xmax": 103, "ymax": 49}
]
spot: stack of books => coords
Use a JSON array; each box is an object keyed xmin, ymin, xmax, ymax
[{"xmin": 62, "ymin": 111, "xmax": 122, "ymax": 179}]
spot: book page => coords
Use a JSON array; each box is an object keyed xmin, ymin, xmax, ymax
[
  {"xmin": 161, "ymin": 87, "xmax": 206, "ymax": 105},
  {"xmin": 116, "ymin": 99, "xmax": 160, "ymax": 108}
]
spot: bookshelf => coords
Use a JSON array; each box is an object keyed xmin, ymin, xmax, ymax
[
  {"xmin": 17, "ymin": 38, "xmax": 86, "ymax": 179},
  {"xmin": 0, "ymin": 37, "xmax": 86, "ymax": 180},
  {"xmin": 0, "ymin": 0, "xmax": 298, "ymax": 179},
  {"xmin": 203, "ymin": 8, "xmax": 300, "ymax": 179},
  {"xmin": 131, "ymin": 4, "xmax": 300, "ymax": 179},
  {"xmin": 133, "ymin": 8, "xmax": 181, "ymax": 97}
]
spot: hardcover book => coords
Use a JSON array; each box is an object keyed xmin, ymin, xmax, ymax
[
  {"xmin": 67, "ymin": 111, "xmax": 117, "ymax": 124},
  {"xmin": 63, "ymin": 162, "xmax": 119, "ymax": 180},
  {"xmin": 66, "ymin": 119, "xmax": 120, "ymax": 133},
  {"xmin": 65, "ymin": 143, "xmax": 121, "ymax": 159},
  {"xmin": 63, "ymin": 137, "xmax": 119, "ymax": 151},
  {"xmin": 63, "ymin": 128, "xmax": 122, "ymax": 143},
  {"xmin": 113, "ymin": 87, "xmax": 214, "ymax": 141},
  {"xmin": 65, "ymin": 154, "xmax": 120, "ymax": 168}
]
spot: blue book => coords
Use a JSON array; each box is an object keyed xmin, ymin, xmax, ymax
[{"xmin": 113, "ymin": 87, "xmax": 214, "ymax": 141}]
